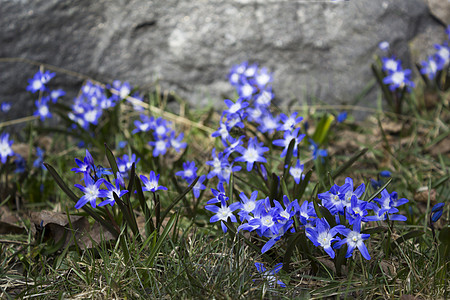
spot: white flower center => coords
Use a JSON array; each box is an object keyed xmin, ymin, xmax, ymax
[
  {"xmin": 38, "ymin": 105, "xmax": 49, "ymax": 116},
  {"xmin": 241, "ymin": 85, "xmax": 253, "ymax": 97},
  {"xmin": 184, "ymin": 169, "xmax": 193, "ymax": 178},
  {"xmin": 391, "ymin": 71, "xmax": 405, "ymax": 85},
  {"xmin": 243, "ymin": 148, "xmax": 259, "ymax": 163},
  {"xmin": 243, "ymin": 201, "xmax": 255, "ymax": 212}
]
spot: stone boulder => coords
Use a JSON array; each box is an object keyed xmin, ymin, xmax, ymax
[{"xmin": 0, "ymin": 0, "xmax": 447, "ymax": 123}]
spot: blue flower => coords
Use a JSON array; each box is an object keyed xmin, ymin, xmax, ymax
[
  {"xmin": 379, "ymin": 41, "xmax": 389, "ymax": 51},
  {"xmin": 306, "ymin": 218, "xmax": 345, "ymax": 259},
  {"xmin": 382, "ymin": 68, "xmax": 415, "ymax": 91},
  {"xmin": 224, "ymin": 98, "xmax": 249, "ymax": 116},
  {"xmin": 205, "ymin": 196, "xmax": 240, "ymax": 233},
  {"xmin": 0, "ymin": 102, "xmax": 12, "ymax": 113},
  {"xmin": 341, "ymin": 177, "xmax": 365, "ymax": 209},
  {"xmin": 420, "ymin": 56, "xmax": 439, "ymax": 80},
  {"xmin": 98, "ymin": 179, "xmax": 129, "ymax": 207},
  {"xmin": 254, "ymin": 262, "xmax": 286, "ymax": 288},
  {"xmin": 278, "ymin": 112, "xmax": 303, "ymax": 132},
  {"xmin": 373, "ymin": 189, "xmax": 408, "ymax": 211},
  {"xmin": 211, "ymin": 120, "xmax": 231, "ymax": 142},
  {"xmin": 309, "ymin": 139, "xmax": 328, "ymax": 161},
  {"xmin": 289, "ymin": 159, "xmax": 304, "ymax": 184},
  {"xmin": 148, "ymin": 138, "xmax": 170, "ymax": 157},
  {"xmin": 118, "ymin": 141, "xmax": 127, "ymax": 149},
  {"xmin": 175, "ymin": 161, "xmax": 198, "ymax": 183},
  {"xmin": 337, "ymin": 111, "xmax": 347, "ymax": 123},
  {"xmin": 0, "ymin": 133, "xmax": 14, "ymax": 164},
  {"xmin": 434, "ymin": 43, "xmax": 450, "ymax": 69},
  {"xmin": 272, "ymin": 128, "xmax": 305, "ymax": 158},
  {"xmin": 169, "ymin": 132, "xmax": 187, "ymax": 152},
  {"xmin": 140, "ymin": 171, "xmax": 168, "ymax": 192},
  {"xmin": 318, "ymin": 182, "xmax": 350, "ymax": 215},
  {"xmin": 192, "ymin": 175, "xmax": 206, "ymax": 198},
  {"xmin": 380, "ymin": 170, "xmax": 391, "ymax": 177},
  {"xmin": 93, "ymin": 165, "xmax": 113, "ymax": 178},
  {"xmin": 238, "ymin": 79, "xmax": 257, "ymax": 100},
  {"xmin": 254, "ymin": 90, "xmax": 274, "ymax": 107},
  {"xmin": 117, "ymin": 154, "xmax": 139, "ymax": 176},
  {"xmin": 71, "ymin": 150, "xmax": 94, "ymax": 174},
  {"xmin": 223, "ymin": 135, "xmax": 244, "ymax": 155},
  {"xmin": 206, "ymin": 182, "xmax": 229, "ymax": 204},
  {"xmin": 14, "ymin": 154, "xmax": 26, "ymax": 173},
  {"xmin": 235, "ymin": 137, "xmax": 269, "ymax": 172},
  {"xmin": 110, "ymin": 80, "xmax": 131, "ymax": 100},
  {"xmin": 257, "ymin": 112, "xmax": 280, "ymax": 134},
  {"xmin": 298, "ymin": 200, "xmax": 316, "ymax": 225},
  {"xmin": 431, "ymin": 203, "xmax": 445, "ymax": 223},
  {"xmin": 381, "ymin": 57, "xmax": 401, "ymax": 73},
  {"xmin": 74, "ymin": 173, "xmax": 107, "ymax": 209},
  {"xmin": 133, "ymin": 115, "xmax": 154, "ymax": 134},
  {"xmin": 34, "ymin": 97, "xmax": 52, "ymax": 121},
  {"xmin": 153, "ymin": 117, "xmax": 172, "ymax": 139},
  {"xmin": 333, "ymin": 217, "xmax": 371, "ymax": 260},
  {"xmin": 50, "ymin": 89, "xmax": 66, "ymax": 102},
  {"xmin": 33, "ymin": 147, "xmax": 45, "ymax": 169},
  {"xmin": 254, "ymin": 67, "xmax": 273, "ymax": 89},
  {"xmin": 237, "ymin": 190, "xmax": 259, "ymax": 221},
  {"xmin": 206, "ymin": 149, "xmax": 227, "ymax": 179},
  {"xmin": 26, "ymin": 70, "xmax": 55, "ymax": 93}
]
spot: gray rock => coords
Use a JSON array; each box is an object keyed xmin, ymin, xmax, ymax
[{"xmin": 0, "ymin": 0, "xmax": 446, "ymax": 124}]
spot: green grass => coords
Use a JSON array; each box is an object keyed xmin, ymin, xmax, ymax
[{"xmin": 0, "ymin": 64, "xmax": 449, "ymax": 299}]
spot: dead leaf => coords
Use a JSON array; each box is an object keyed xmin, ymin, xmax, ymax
[
  {"xmin": 0, "ymin": 206, "xmax": 26, "ymax": 234},
  {"xmin": 414, "ymin": 189, "xmax": 437, "ymax": 204},
  {"xmin": 77, "ymin": 221, "xmax": 116, "ymax": 250},
  {"xmin": 429, "ymin": 137, "xmax": 450, "ymax": 156}
]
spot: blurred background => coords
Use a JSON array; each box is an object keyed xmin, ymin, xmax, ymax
[{"xmin": 1, "ymin": 0, "xmax": 448, "ymax": 121}]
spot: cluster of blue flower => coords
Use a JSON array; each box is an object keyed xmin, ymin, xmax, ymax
[
  {"xmin": 420, "ymin": 27, "xmax": 450, "ymax": 80},
  {"xmin": 206, "ymin": 175, "xmax": 408, "ymax": 260},
  {"xmin": 26, "ymin": 70, "xmax": 65, "ymax": 121},
  {"xmin": 71, "ymin": 149, "xmax": 167, "ymax": 209},
  {"xmin": 68, "ymin": 80, "xmax": 144, "ymax": 129},
  {"xmin": 132, "ymin": 114, "xmax": 187, "ymax": 157},
  {"xmin": 0, "ymin": 132, "xmax": 45, "ymax": 174},
  {"xmin": 378, "ymin": 46, "xmax": 415, "ymax": 92},
  {"xmin": 202, "ymin": 62, "xmax": 410, "ymax": 262}
]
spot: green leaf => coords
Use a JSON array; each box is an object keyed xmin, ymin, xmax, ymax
[
  {"xmin": 104, "ymin": 143, "xmax": 120, "ymax": 178},
  {"xmin": 160, "ymin": 176, "xmax": 199, "ymax": 222},
  {"xmin": 269, "ymin": 173, "xmax": 279, "ymax": 203},
  {"xmin": 390, "ymin": 230, "xmax": 424, "ymax": 252},
  {"xmin": 113, "ymin": 192, "xmax": 140, "ymax": 239},
  {"xmin": 371, "ymin": 63, "xmax": 394, "ymax": 108},
  {"xmin": 438, "ymin": 227, "xmax": 450, "ymax": 246},
  {"xmin": 134, "ymin": 174, "xmax": 155, "ymax": 235},
  {"xmin": 366, "ymin": 178, "xmax": 392, "ymax": 203},
  {"xmin": 294, "ymin": 168, "xmax": 313, "ymax": 200},
  {"xmin": 312, "ymin": 114, "xmax": 335, "ymax": 145},
  {"xmin": 147, "ymin": 212, "xmax": 178, "ymax": 266},
  {"xmin": 331, "ymin": 148, "xmax": 368, "ymax": 179},
  {"xmin": 361, "ymin": 226, "xmax": 388, "ymax": 235},
  {"xmin": 282, "ymin": 232, "xmax": 303, "ymax": 272},
  {"xmin": 282, "ymin": 139, "xmax": 296, "ymax": 179},
  {"xmin": 43, "ymin": 162, "xmax": 119, "ymax": 238}
]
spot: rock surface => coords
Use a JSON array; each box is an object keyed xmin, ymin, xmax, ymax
[{"xmin": 0, "ymin": 0, "xmax": 448, "ymax": 122}]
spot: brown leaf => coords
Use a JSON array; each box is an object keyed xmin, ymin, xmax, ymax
[
  {"xmin": 429, "ymin": 137, "xmax": 450, "ymax": 156},
  {"xmin": 77, "ymin": 221, "xmax": 116, "ymax": 250},
  {"xmin": 30, "ymin": 210, "xmax": 116, "ymax": 250},
  {"xmin": 414, "ymin": 189, "xmax": 437, "ymax": 204},
  {"xmin": 0, "ymin": 206, "xmax": 26, "ymax": 234}
]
